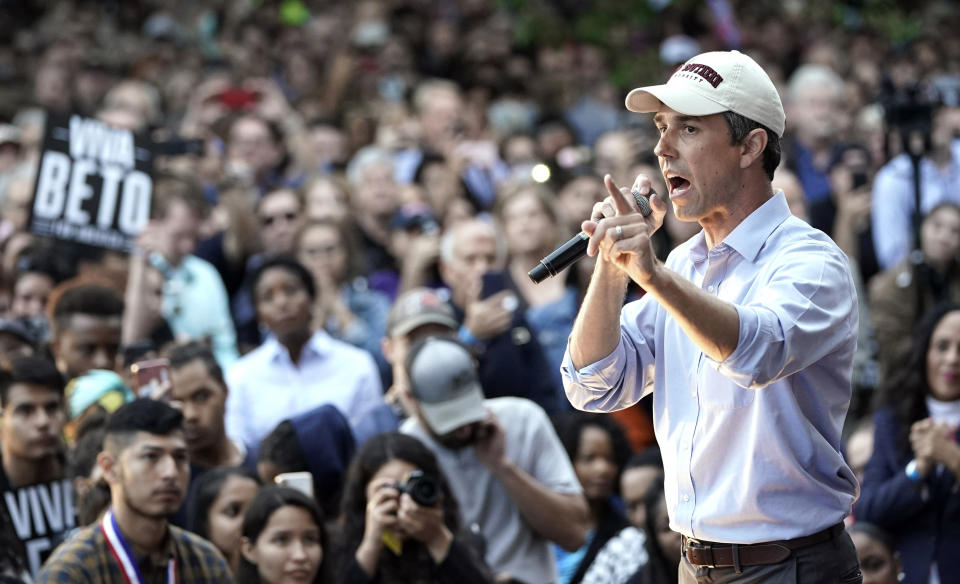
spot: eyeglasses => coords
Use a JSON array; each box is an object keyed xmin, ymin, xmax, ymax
[{"xmin": 260, "ymin": 212, "xmax": 298, "ymax": 227}]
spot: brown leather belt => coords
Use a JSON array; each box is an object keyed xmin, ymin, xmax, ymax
[{"xmin": 683, "ymin": 523, "xmax": 845, "ymax": 569}]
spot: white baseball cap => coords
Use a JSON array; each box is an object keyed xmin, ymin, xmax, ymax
[{"xmin": 626, "ymin": 50, "xmax": 785, "ymax": 137}]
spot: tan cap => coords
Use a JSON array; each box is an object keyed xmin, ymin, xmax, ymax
[{"xmin": 386, "ymin": 288, "xmax": 458, "ymax": 337}]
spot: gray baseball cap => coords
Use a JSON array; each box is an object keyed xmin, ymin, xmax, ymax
[{"xmin": 406, "ymin": 337, "xmax": 487, "ymax": 435}]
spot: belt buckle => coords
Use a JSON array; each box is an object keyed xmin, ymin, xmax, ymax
[{"xmin": 685, "ymin": 538, "xmax": 716, "ymax": 569}]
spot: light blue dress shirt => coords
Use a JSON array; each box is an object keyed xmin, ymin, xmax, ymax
[
  {"xmin": 225, "ymin": 330, "xmax": 383, "ymax": 449},
  {"xmin": 152, "ymin": 253, "xmax": 240, "ymax": 368},
  {"xmin": 562, "ymin": 193, "xmax": 860, "ymax": 544},
  {"xmin": 870, "ymin": 139, "xmax": 960, "ymax": 270}
]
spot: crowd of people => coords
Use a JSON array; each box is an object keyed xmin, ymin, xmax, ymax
[{"xmin": 0, "ymin": 0, "xmax": 958, "ymax": 583}]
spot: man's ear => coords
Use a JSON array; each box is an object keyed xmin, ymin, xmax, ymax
[
  {"xmin": 97, "ymin": 449, "xmax": 120, "ymax": 486},
  {"xmin": 739, "ymin": 128, "xmax": 768, "ymax": 171},
  {"xmin": 50, "ymin": 336, "xmax": 65, "ymax": 373}
]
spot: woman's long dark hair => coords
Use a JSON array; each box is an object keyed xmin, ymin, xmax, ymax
[
  {"xmin": 876, "ymin": 302, "xmax": 960, "ymax": 456},
  {"xmin": 188, "ymin": 466, "xmax": 261, "ymax": 542},
  {"xmin": 237, "ymin": 486, "xmax": 331, "ymax": 584},
  {"xmin": 340, "ymin": 432, "xmax": 461, "ymax": 583},
  {"xmin": 641, "ymin": 481, "xmax": 678, "ymax": 584},
  {"xmin": 553, "ymin": 411, "xmax": 633, "ymax": 499}
]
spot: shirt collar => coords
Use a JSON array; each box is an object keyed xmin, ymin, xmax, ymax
[
  {"xmin": 267, "ymin": 330, "xmax": 333, "ymax": 364},
  {"xmin": 692, "ymin": 190, "xmax": 791, "ymax": 264}
]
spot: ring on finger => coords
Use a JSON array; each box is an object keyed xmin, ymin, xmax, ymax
[{"xmin": 615, "ymin": 225, "xmax": 623, "ymax": 241}]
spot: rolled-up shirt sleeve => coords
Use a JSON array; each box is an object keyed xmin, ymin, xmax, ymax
[
  {"xmin": 561, "ymin": 298, "xmax": 657, "ymax": 412},
  {"xmin": 715, "ymin": 241, "xmax": 858, "ymax": 389}
]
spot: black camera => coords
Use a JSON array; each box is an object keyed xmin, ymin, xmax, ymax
[{"xmin": 395, "ymin": 471, "xmax": 440, "ymax": 507}]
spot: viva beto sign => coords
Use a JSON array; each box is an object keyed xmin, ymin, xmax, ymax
[{"xmin": 29, "ymin": 114, "xmax": 153, "ymax": 252}]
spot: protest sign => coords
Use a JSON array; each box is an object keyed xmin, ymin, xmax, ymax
[{"xmin": 28, "ymin": 114, "xmax": 153, "ymax": 252}]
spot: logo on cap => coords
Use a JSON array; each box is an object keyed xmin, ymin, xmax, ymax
[{"xmin": 674, "ymin": 63, "xmax": 724, "ymax": 88}]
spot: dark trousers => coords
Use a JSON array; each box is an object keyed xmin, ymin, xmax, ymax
[{"xmin": 679, "ymin": 530, "xmax": 862, "ymax": 584}]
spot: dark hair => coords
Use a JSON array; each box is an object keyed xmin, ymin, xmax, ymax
[
  {"xmin": 237, "ymin": 486, "xmax": 330, "ymax": 584},
  {"xmin": 14, "ymin": 249, "xmax": 64, "ymax": 284},
  {"xmin": 0, "ymin": 355, "xmax": 65, "ymax": 406},
  {"xmin": 721, "ymin": 111, "xmax": 781, "ymax": 181},
  {"xmin": 554, "ymin": 412, "xmax": 633, "ymax": 496},
  {"xmin": 827, "ymin": 142, "xmax": 874, "ymax": 172},
  {"xmin": 848, "ymin": 521, "xmax": 897, "ymax": 554},
  {"xmin": 104, "ymin": 398, "xmax": 183, "ymax": 451},
  {"xmin": 251, "ymin": 254, "xmax": 316, "ymax": 302},
  {"xmin": 68, "ymin": 423, "xmax": 106, "ymax": 479},
  {"xmin": 51, "ymin": 283, "xmax": 124, "ymax": 335},
  {"xmin": 624, "ymin": 446, "xmax": 664, "ymax": 472},
  {"xmin": 341, "ymin": 433, "xmax": 461, "ymax": 581},
  {"xmin": 150, "ymin": 173, "xmax": 210, "ymax": 221},
  {"xmin": 188, "ymin": 466, "xmax": 261, "ymax": 541},
  {"xmin": 642, "ymin": 480, "xmax": 678, "ymax": 584},
  {"xmin": 258, "ymin": 421, "xmax": 307, "ymax": 477},
  {"xmin": 878, "ymin": 302, "xmax": 960, "ymax": 455},
  {"xmin": 168, "ymin": 341, "xmax": 225, "ymax": 388}
]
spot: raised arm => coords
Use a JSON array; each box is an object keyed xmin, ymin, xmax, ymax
[{"xmin": 570, "ymin": 174, "xmax": 739, "ymax": 367}]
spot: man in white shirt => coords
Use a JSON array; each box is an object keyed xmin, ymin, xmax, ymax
[{"xmin": 562, "ymin": 50, "xmax": 861, "ymax": 582}]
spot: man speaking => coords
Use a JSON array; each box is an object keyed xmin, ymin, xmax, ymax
[{"xmin": 561, "ymin": 50, "xmax": 861, "ymax": 583}]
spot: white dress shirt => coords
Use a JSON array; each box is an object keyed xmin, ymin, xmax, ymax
[
  {"xmin": 225, "ymin": 330, "xmax": 382, "ymax": 448},
  {"xmin": 563, "ymin": 192, "xmax": 860, "ymax": 544}
]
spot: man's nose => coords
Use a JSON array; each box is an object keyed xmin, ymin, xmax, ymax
[
  {"xmin": 34, "ymin": 407, "xmax": 51, "ymax": 429},
  {"xmin": 158, "ymin": 454, "xmax": 179, "ymax": 479},
  {"xmin": 182, "ymin": 402, "xmax": 199, "ymax": 422},
  {"xmin": 92, "ymin": 348, "xmax": 112, "ymax": 370},
  {"xmin": 654, "ymin": 132, "xmax": 676, "ymax": 159}
]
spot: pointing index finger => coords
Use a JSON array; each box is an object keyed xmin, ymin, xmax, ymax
[{"xmin": 603, "ymin": 174, "xmax": 636, "ymax": 215}]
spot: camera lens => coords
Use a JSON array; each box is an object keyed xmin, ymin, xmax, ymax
[{"xmin": 404, "ymin": 471, "xmax": 440, "ymax": 507}]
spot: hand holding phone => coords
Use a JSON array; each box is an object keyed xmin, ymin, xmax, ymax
[{"xmin": 275, "ymin": 471, "xmax": 314, "ymax": 498}]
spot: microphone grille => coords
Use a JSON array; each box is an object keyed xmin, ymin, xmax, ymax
[{"xmin": 631, "ymin": 189, "xmax": 653, "ymax": 217}]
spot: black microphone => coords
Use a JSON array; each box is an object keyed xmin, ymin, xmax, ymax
[{"xmin": 528, "ymin": 190, "xmax": 653, "ymax": 283}]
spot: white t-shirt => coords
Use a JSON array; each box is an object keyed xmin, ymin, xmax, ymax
[{"xmin": 402, "ymin": 397, "xmax": 582, "ymax": 584}]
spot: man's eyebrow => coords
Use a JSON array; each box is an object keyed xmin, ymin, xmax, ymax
[{"xmin": 653, "ymin": 113, "xmax": 698, "ymax": 125}]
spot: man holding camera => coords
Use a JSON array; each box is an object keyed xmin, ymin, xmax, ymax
[{"xmin": 400, "ymin": 336, "xmax": 589, "ymax": 584}]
